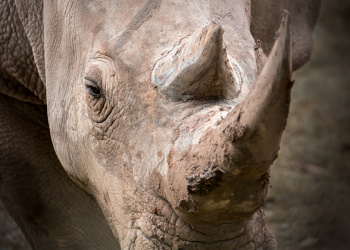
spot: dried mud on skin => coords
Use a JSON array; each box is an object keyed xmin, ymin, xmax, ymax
[{"xmin": 1, "ymin": 1, "xmax": 350, "ymax": 249}]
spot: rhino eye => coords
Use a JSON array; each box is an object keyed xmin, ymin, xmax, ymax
[
  {"xmin": 84, "ymin": 65, "xmax": 103, "ymax": 98},
  {"xmin": 83, "ymin": 60, "xmax": 114, "ymax": 124},
  {"xmin": 85, "ymin": 79, "xmax": 101, "ymax": 98}
]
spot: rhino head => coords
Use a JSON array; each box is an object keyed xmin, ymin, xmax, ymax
[{"xmin": 39, "ymin": 0, "xmax": 319, "ymax": 248}]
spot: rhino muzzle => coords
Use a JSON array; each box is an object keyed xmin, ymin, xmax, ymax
[{"xmin": 160, "ymin": 12, "xmax": 292, "ymax": 225}]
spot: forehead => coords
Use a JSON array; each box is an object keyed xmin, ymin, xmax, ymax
[
  {"xmin": 84, "ymin": 0, "xmax": 250, "ymax": 30},
  {"xmin": 70, "ymin": 1, "xmax": 251, "ymax": 43},
  {"xmin": 50, "ymin": 0, "xmax": 253, "ymax": 80}
]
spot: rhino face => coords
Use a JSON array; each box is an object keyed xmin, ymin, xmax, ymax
[{"xmin": 44, "ymin": 0, "xmax": 291, "ymax": 248}]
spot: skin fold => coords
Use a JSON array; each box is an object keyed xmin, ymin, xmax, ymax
[{"xmin": 0, "ymin": 0, "xmax": 320, "ymax": 249}]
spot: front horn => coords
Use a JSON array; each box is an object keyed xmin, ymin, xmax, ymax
[{"xmin": 165, "ymin": 11, "xmax": 292, "ymax": 225}]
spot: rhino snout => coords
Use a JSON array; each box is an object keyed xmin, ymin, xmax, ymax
[{"xmin": 164, "ymin": 12, "xmax": 293, "ymax": 225}]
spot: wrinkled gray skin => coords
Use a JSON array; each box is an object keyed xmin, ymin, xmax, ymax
[{"xmin": 0, "ymin": 0, "xmax": 320, "ymax": 249}]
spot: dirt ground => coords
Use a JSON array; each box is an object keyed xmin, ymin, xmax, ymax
[{"xmin": 1, "ymin": 1, "xmax": 350, "ymax": 249}]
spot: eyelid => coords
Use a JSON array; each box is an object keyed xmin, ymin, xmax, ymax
[{"xmin": 84, "ymin": 77, "xmax": 99, "ymax": 86}]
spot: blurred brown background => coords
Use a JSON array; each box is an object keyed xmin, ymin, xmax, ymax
[
  {"xmin": 1, "ymin": 0, "xmax": 350, "ymax": 249},
  {"xmin": 266, "ymin": 0, "xmax": 350, "ymax": 249}
]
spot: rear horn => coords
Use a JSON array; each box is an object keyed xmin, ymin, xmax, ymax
[{"xmin": 152, "ymin": 23, "xmax": 239, "ymax": 100}]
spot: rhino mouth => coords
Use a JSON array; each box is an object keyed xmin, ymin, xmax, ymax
[
  {"xmin": 131, "ymin": 195, "xmax": 274, "ymax": 249},
  {"xmin": 158, "ymin": 12, "xmax": 293, "ymax": 225}
]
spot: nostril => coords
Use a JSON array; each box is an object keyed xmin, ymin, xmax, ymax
[
  {"xmin": 186, "ymin": 164, "xmax": 225, "ymax": 196},
  {"xmin": 152, "ymin": 22, "xmax": 240, "ymax": 101}
]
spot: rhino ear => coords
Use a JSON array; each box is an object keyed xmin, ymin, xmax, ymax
[{"xmin": 250, "ymin": 0, "xmax": 321, "ymax": 70}]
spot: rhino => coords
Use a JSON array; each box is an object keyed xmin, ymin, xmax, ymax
[{"xmin": 0, "ymin": 0, "xmax": 320, "ymax": 249}]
